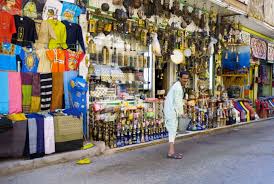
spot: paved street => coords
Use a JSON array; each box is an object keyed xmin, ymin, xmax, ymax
[{"xmin": 1, "ymin": 119, "xmax": 274, "ymax": 184}]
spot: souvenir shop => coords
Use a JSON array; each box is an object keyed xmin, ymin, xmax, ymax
[
  {"xmin": 0, "ymin": 0, "xmax": 274, "ymax": 157},
  {"xmin": 0, "ymin": 0, "xmax": 89, "ymax": 158}
]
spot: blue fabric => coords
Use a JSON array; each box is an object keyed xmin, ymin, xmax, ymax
[
  {"xmin": 69, "ymin": 76, "xmax": 88, "ymax": 136},
  {"xmin": 0, "ymin": 72, "xmax": 9, "ymax": 114},
  {"xmin": 222, "ymin": 46, "xmax": 250, "ymax": 70},
  {"xmin": 27, "ymin": 114, "xmax": 45, "ymax": 154},
  {"xmin": 0, "ymin": 43, "xmax": 21, "ymax": 71},
  {"xmin": 19, "ymin": 49, "xmax": 39, "ymax": 73},
  {"xmin": 61, "ymin": 2, "xmax": 81, "ymax": 23},
  {"xmin": 63, "ymin": 71, "xmax": 78, "ymax": 109},
  {"xmin": 63, "ymin": 108, "xmax": 82, "ymax": 118}
]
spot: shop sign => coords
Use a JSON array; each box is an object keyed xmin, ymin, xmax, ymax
[
  {"xmin": 267, "ymin": 43, "xmax": 274, "ymax": 62},
  {"xmin": 250, "ymin": 37, "xmax": 267, "ymax": 60}
]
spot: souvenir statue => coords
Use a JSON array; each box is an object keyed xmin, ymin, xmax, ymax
[
  {"xmin": 143, "ymin": 0, "xmax": 154, "ymax": 18},
  {"xmin": 199, "ymin": 11, "xmax": 207, "ymax": 30},
  {"xmin": 182, "ymin": 5, "xmax": 192, "ymax": 25},
  {"xmin": 163, "ymin": 0, "xmax": 170, "ymax": 10},
  {"xmin": 132, "ymin": 0, "xmax": 142, "ymax": 9},
  {"xmin": 191, "ymin": 6, "xmax": 200, "ymax": 26},
  {"xmin": 153, "ymin": 0, "xmax": 162, "ymax": 16},
  {"xmin": 171, "ymin": 0, "xmax": 180, "ymax": 15}
]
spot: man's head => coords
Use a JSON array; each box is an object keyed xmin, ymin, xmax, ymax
[{"xmin": 179, "ymin": 70, "xmax": 189, "ymax": 87}]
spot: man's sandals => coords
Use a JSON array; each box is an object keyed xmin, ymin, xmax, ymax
[{"xmin": 167, "ymin": 153, "xmax": 183, "ymax": 159}]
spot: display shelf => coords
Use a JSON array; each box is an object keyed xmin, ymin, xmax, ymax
[{"xmin": 222, "ymin": 74, "xmax": 248, "ymax": 77}]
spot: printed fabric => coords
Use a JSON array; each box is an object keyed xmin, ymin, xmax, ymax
[
  {"xmin": 0, "ymin": 43, "xmax": 22, "ymax": 71},
  {"xmin": 0, "ymin": 11, "xmax": 16, "ymax": 42},
  {"xmin": 61, "ymin": 2, "xmax": 81, "ymax": 23},
  {"xmin": 20, "ymin": 48, "xmax": 39, "ymax": 73},
  {"xmin": 12, "ymin": 15, "xmax": 37, "ymax": 47},
  {"xmin": 40, "ymin": 73, "xmax": 52, "ymax": 111},
  {"xmin": 42, "ymin": 0, "xmax": 63, "ymax": 20},
  {"xmin": 69, "ymin": 76, "xmax": 88, "ymax": 136},
  {"xmin": 65, "ymin": 50, "xmax": 84, "ymax": 71},
  {"xmin": 46, "ymin": 49, "xmax": 66, "ymax": 72},
  {"xmin": 63, "ymin": 71, "xmax": 77, "ymax": 109}
]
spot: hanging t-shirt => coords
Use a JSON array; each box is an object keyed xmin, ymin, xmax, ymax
[
  {"xmin": 61, "ymin": 20, "xmax": 85, "ymax": 52},
  {"xmin": 20, "ymin": 48, "xmax": 39, "ymax": 73},
  {"xmin": 47, "ymin": 19, "xmax": 68, "ymax": 49},
  {"xmin": 12, "ymin": 15, "xmax": 37, "ymax": 47},
  {"xmin": 65, "ymin": 50, "xmax": 84, "ymax": 71},
  {"xmin": 46, "ymin": 49, "xmax": 65, "ymax": 72},
  {"xmin": 42, "ymin": 0, "xmax": 63, "ymax": 20},
  {"xmin": 22, "ymin": 0, "xmax": 46, "ymax": 18},
  {"xmin": 36, "ymin": 49, "xmax": 52, "ymax": 73},
  {"xmin": 23, "ymin": 1, "xmax": 38, "ymax": 19},
  {"xmin": 0, "ymin": 11, "xmax": 17, "ymax": 43},
  {"xmin": 0, "ymin": 43, "xmax": 21, "ymax": 71},
  {"xmin": 61, "ymin": 2, "xmax": 81, "ymax": 23}
]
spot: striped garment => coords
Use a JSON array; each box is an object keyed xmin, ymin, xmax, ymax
[{"xmin": 40, "ymin": 73, "xmax": 52, "ymax": 111}]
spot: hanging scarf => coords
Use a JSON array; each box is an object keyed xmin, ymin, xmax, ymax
[
  {"xmin": 63, "ymin": 71, "xmax": 77, "ymax": 109},
  {"xmin": 40, "ymin": 73, "xmax": 52, "ymax": 111},
  {"xmin": 30, "ymin": 73, "xmax": 41, "ymax": 112},
  {"xmin": 21, "ymin": 72, "xmax": 33, "ymax": 113},
  {"xmin": 0, "ymin": 72, "xmax": 9, "ymax": 114},
  {"xmin": 51, "ymin": 72, "xmax": 64, "ymax": 111},
  {"xmin": 8, "ymin": 72, "xmax": 22, "ymax": 114}
]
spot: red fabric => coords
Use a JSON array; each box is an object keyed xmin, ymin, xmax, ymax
[
  {"xmin": 65, "ymin": 50, "xmax": 84, "ymax": 71},
  {"xmin": 0, "ymin": 11, "xmax": 16, "ymax": 42},
  {"xmin": 0, "ymin": 0, "xmax": 22, "ymax": 15}
]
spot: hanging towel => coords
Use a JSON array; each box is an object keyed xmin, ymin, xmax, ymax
[
  {"xmin": 8, "ymin": 72, "xmax": 22, "ymax": 114},
  {"xmin": 21, "ymin": 72, "xmax": 33, "ymax": 113},
  {"xmin": 30, "ymin": 73, "xmax": 41, "ymax": 112},
  {"xmin": 0, "ymin": 72, "xmax": 9, "ymax": 114},
  {"xmin": 44, "ymin": 114, "xmax": 55, "ymax": 154},
  {"xmin": 40, "ymin": 73, "xmax": 52, "ymax": 111},
  {"xmin": 27, "ymin": 114, "xmax": 45, "ymax": 156},
  {"xmin": 28, "ymin": 118, "xmax": 37, "ymax": 155},
  {"xmin": 51, "ymin": 72, "xmax": 64, "ymax": 111},
  {"xmin": 63, "ymin": 71, "xmax": 77, "ymax": 109}
]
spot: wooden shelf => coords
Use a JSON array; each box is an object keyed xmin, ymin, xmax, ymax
[{"xmin": 222, "ymin": 74, "xmax": 248, "ymax": 76}]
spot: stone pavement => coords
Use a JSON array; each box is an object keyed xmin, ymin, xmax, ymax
[{"xmin": 0, "ymin": 117, "xmax": 273, "ymax": 178}]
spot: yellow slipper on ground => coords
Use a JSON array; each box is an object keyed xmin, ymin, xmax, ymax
[{"xmin": 76, "ymin": 158, "xmax": 91, "ymax": 165}]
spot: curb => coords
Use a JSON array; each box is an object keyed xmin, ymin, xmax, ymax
[
  {"xmin": 0, "ymin": 141, "xmax": 106, "ymax": 176},
  {"xmin": 104, "ymin": 117, "xmax": 274, "ymax": 155}
]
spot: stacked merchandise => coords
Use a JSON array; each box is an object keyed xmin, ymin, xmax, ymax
[
  {"xmin": 233, "ymin": 99, "xmax": 256, "ymax": 122},
  {"xmin": 256, "ymin": 97, "xmax": 274, "ymax": 118},
  {"xmin": 91, "ymin": 99, "xmax": 168, "ymax": 148},
  {"xmin": 0, "ymin": 0, "xmax": 90, "ymax": 158},
  {"xmin": 0, "ymin": 110, "xmax": 83, "ymax": 158}
]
